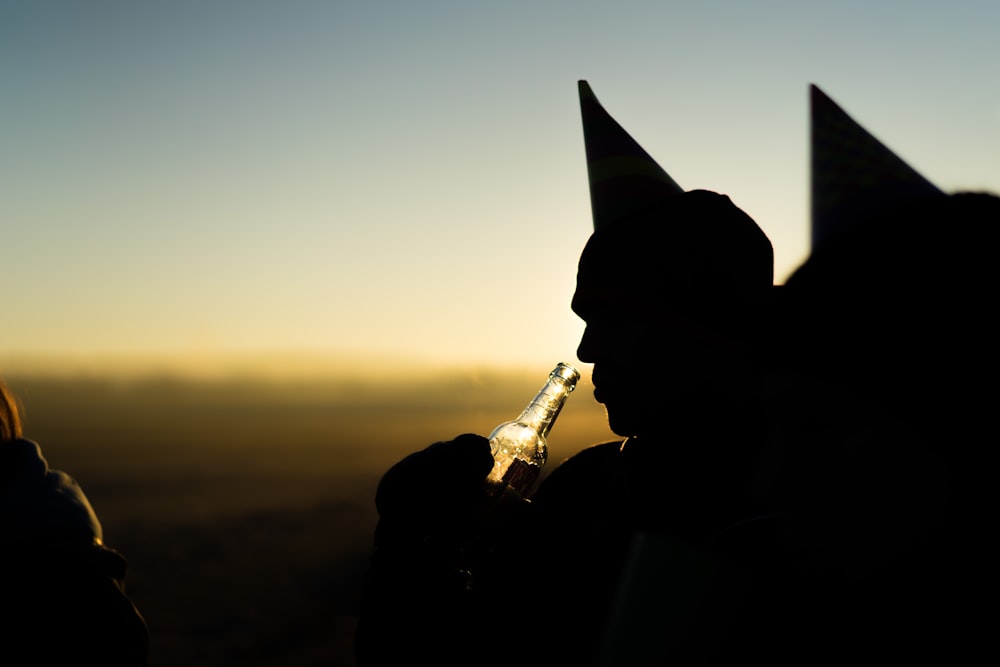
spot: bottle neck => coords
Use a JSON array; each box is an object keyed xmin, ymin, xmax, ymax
[{"xmin": 517, "ymin": 377, "xmax": 574, "ymax": 438}]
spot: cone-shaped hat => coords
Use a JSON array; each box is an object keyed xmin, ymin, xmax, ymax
[
  {"xmin": 810, "ymin": 84, "xmax": 942, "ymax": 250},
  {"xmin": 579, "ymin": 80, "xmax": 684, "ymax": 231}
]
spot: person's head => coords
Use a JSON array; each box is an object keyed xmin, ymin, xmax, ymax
[
  {"xmin": 1, "ymin": 380, "xmax": 23, "ymax": 442},
  {"xmin": 573, "ymin": 81, "xmax": 773, "ymax": 437},
  {"xmin": 572, "ymin": 190, "xmax": 773, "ymax": 437},
  {"xmin": 779, "ymin": 85, "xmax": 1000, "ymax": 438},
  {"xmin": 782, "ymin": 191, "xmax": 1000, "ymax": 431}
]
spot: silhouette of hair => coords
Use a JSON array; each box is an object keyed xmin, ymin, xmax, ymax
[
  {"xmin": 1, "ymin": 380, "xmax": 23, "ymax": 441},
  {"xmin": 577, "ymin": 189, "xmax": 774, "ymax": 324}
]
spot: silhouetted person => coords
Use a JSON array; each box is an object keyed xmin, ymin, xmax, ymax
[
  {"xmin": 355, "ymin": 81, "xmax": 779, "ymax": 666},
  {"xmin": 762, "ymin": 197, "xmax": 1000, "ymax": 662},
  {"xmin": 708, "ymin": 86, "xmax": 1000, "ymax": 663},
  {"xmin": 0, "ymin": 380, "xmax": 149, "ymax": 666}
]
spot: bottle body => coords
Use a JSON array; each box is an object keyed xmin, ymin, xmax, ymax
[{"xmin": 485, "ymin": 362, "xmax": 581, "ymax": 498}]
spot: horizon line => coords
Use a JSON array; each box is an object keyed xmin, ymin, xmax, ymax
[{"xmin": 0, "ymin": 349, "xmax": 583, "ymax": 382}]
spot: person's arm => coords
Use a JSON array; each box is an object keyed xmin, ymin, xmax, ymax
[{"xmin": 355, "ymin": 434, "xmax": 527, "ymax": 666}]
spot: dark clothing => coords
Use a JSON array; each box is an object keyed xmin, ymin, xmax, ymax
[
  {"xmin": 0, "ymin": 438, "xmax": 149, "ymax": 666},
  {"xmin": 356, "ymin": 381, "xmax": 988, "ymax": 665},
  {"xmin": 2, "ymin": 544, "xmax": 150, "ymax": 666},
  {"xmin": 356, "ymin": 393, "xmax": 777, "ymax": 666}
]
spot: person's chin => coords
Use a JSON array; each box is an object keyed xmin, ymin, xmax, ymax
[{"xmin": 604, "ymin": 403, "xmax": 640, "ymax": 438}]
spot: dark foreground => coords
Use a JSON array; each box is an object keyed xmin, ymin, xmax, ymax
[{"xmin": 6, "ymin": 370, "xmax": 609, "ymax": 667}]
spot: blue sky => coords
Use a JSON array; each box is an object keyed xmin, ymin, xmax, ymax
[{"xmin": 2, "ymin": 1, "xmax": 998, "ymax": 375}]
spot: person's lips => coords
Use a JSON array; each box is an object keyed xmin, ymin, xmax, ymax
[{"xmin": 593, "ymin": 381, "xmax": 615, "ymax": 405}]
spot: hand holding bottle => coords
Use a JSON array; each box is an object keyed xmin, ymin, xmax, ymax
[
  {"xmin": 374, "ymin": 433, "xmax": 495, "ymax": 546},
  {"xmin": 360, "ymin": 360, "xmax": 582, "ymax": 665}
]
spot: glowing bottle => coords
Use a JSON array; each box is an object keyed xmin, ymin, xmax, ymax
[{"xmin": 485, "ymin": 362, "xmax": 581, "ymax": 499}]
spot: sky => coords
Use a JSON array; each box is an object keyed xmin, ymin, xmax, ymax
[{"xmin": 3, "ymin": 1, "xmax": 999, "ymax": 377}]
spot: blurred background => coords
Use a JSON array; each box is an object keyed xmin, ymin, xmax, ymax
[
  {"xmin": 5, "ymin": 368, "xmax": 612, "ymax": 666},
  {"xmin": 3, "ymin": 1, "xmax": 999, "ymax": 664}
]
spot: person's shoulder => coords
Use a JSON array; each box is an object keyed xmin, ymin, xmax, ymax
[
  {"xmin": 532, "ymin": 440, "xmax": 624, "ymax": 504},
  {"xmin": 550, "ymin": 439, "xmax": 624, "ymax": 475},
  {"xmin": 0, "ymin": 438, "xmax": 104, "ymax": 546}
]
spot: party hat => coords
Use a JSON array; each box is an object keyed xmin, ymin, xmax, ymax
[
  {"xmin": 579, "ymin": 80, "xmax": 684, "ymax": 231},
  {"xmin": 810, "ymin": 84, "xmax": 942, "ymax": 250}
]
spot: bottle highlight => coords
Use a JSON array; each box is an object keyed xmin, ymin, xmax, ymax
[{"xmin": 485, "ymin": 362, "xmax": 581, "ymax": 499}]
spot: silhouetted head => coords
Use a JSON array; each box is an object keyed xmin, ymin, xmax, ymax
[
  {"xmin": 785, "ymin": 85, "xmax": 1000, "ymax": 436},
  {"xmin": 573, "ymin": 81, "xmax": 774, "ymax": 436},
  {"xmin": 576, "ymin": 189, "xmax": 773, "ymax": 319},
  {"xmin": 782, "ymin": 191, "xmax": 1000, "ymax": 432},
  {"xmin": 572, "ymin": 189, "xmax": 774, "ymax": 437}
]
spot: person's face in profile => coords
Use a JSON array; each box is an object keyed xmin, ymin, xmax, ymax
[
  {"xmin": 573, "ymin": 286, "xmax": 654, "ymax": 436},
  {"xmin": 572, "ymin": 194, "xmax": 771, "ymax": 438},
  {"xmin": 572, "ymin": 283, "xmax": 713, "ymax": 437}
]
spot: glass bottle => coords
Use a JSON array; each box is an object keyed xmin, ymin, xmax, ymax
[{"xmin": 485, "ymin": 362, "xmax": 581, "ymax": 499}]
